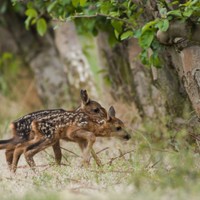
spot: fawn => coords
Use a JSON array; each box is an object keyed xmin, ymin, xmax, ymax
[
  {"xmin": 11, "ymin": 106, "xmax": 130, "ymax": 172},
  {"xmin": 0, "ymin": 90, "xmax": 107, "ymax": 169}
]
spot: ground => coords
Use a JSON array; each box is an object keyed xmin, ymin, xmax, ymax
[
  {"xmin": 0, "ymin": 132, "xmax": 200, "ymax": 200},
  {"xmin": 1, "ymin": 71, "xmax": 200, "ymax": 200}
]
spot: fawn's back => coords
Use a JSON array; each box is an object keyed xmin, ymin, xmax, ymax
[
  {"xmin": 31, "ymin": 111, "xmax": 103, "ymax": 139},
  {"xmin": 11, "ymin": 109, "xmax": 66, "ymax": 139},
  {"xmin": 32, "ymin": 106, "xmax": 130, "ymax": 141}
]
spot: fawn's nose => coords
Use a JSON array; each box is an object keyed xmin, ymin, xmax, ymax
[{"xmin": 123, "ymin": 134, "xmax": 131, "ymax": 140}]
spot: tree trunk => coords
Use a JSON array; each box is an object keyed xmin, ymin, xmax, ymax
[
  {"xmin": 170, "ymin": 46, "xmax": 200, "ymax": 117},
  {"xmin": 28, "ymin": 33, "xmax": 70, "ymax": 108},
  {"xmin": 97, "ymin": 32, "xmax": 188, "ymax": 120},
  {"xmin": 54, "ymin": 22, "xmax": 97, "ymax": 101},
  {"xmin": 1, "ymin": 6, "xmax": 97, "ymax": 108},
  {"xmin": 97, "ymin": 32, "xmax": 135, "ymax": 102},
  {"xmin": 1, "ymin": 10, "xmax": 71, "ymax": 108}
]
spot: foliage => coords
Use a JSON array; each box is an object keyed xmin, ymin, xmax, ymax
[{"xmin": 11, "ymin": 0, "xmax": 200, "ymax": 68}]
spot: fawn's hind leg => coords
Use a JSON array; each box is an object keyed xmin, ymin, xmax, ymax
[
  {"xmin": 5, "ymin": 148, "xmax": 14, "ymax": 169},
  {"xmin": 52, "ymin": 140, "xmax": 62, "ymax": 165},
  {"xmin": 12, "ymin": 143, "xmax": 31, "ymax": 173},
  {"xmin": 24, "ymin": 138, "xmax": 55, "ymax": 169},
  {"xmin": 11, "ymin": 139, "xmax": 41, "ymax": 172}
]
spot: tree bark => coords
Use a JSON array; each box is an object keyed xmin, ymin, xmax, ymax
[
  {"xmin": 1, "ymin": 10, "xmax": 71, "ymax": 108},
  {"xmin": 97, "ymin": 32, "xmax": 135, "ymax": 102},
  {"xmin": 54, "ymin": 22, "xmax": 97, "ymax": 101},
  {"xmin": 171, "ymin": 46, "xmax": 200, "ymax": 117},
  {"xmin": 97, "ymin": 32, "xmax": 188, "ymax": 120}
]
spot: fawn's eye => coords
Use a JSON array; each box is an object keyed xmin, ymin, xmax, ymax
[
  {"xmin": 116, "ymin": 126, "xmax": 122, "ymax": 131},
  {"xmin": 93, "ymin": 108, "xmax": 100, "ymax": 113}
]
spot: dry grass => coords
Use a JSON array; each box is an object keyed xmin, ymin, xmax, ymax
[
  {"xmin": 0, "ymin": 130, "xmax": 200, "ymax": 200},
  {"xmin": 1, "ymin": 73, "xmax": 200, "ymax": 200}
]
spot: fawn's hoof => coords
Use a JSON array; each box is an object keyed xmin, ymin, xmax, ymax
[{"xmin": 81, "ymin": 160, "xmax": 90, "ymax": 168}]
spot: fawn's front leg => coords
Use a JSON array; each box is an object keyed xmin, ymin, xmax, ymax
[
  {"xmin": 78, "ymin": 140, "xmax": 102, "ymax": 167},
  {"xmin": 73, "ymin": 130, "xmax": 96, "ymax": 166},
  {"xmin": 52, "ymin": 140, "xmax": 62, "ymax": 165}
]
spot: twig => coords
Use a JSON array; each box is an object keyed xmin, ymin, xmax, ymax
[
  {"xmin": 145, "ymin": 159, "xmax": 161, "ymax": 169},
  {"xmin": 103, "ymin": 149, "xmax": 135, "ymax": 166},
  {"xmin": 60, "ymin": 147, "xmax": 81, "ymax": 157},
  {"xmin": 52, "ymin": 13, "xmax": 134, "ymax": 27},
  {"xmin": 89, "ymin": 147, "xmax": 109, "ymax": 163},
  {"xmin": 43, "ymin": 149, "xmax": 69, "ymax": 164},
  {"xmin": 62, "ymin": 154, "xmax": 71, "ymax": 165},
  {"xmin": 91, "ymin": 148, "xmax": 102, "ymax": 167},
  {"xmin": 72, "ymin": 13, "xmax": 133, "ymax": 26},
  {"xmin": 96, "ymin": 147, "xmax": 109, "ymax": 155}
]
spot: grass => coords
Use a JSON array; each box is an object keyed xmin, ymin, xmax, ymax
[{"xmin": 1, "ymin": 126, "xmax": 200, "ymax": 200}]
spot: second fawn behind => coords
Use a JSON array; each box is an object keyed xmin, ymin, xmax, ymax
[
  {"xmin": 0, "ymin": 89, "xmax": 107, "ymax": 169},
  {"xmin": 12, "ymin": 106, "xmax": 130, "ymax": 172}
]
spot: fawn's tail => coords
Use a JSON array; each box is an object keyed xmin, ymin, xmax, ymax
[{"xmin": 0, "ymin": 138, "xmax": 15, "ymax": 149}]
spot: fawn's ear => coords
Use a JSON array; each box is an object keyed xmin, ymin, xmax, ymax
[
  {"xmin": 107, "ymin": 106, "xmax": 116, "ymax": 121},
  {"xmin": 80, "ymin": 89, "xmax": 90, "ymax": 105}
]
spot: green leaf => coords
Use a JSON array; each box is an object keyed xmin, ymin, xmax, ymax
[
  {"xmin": 100, "ymin": 2, "xmax": 111, "ymax": 14},
  {"xmin": 36, "ymin": 18, "xmax": 47, "ymax": 36},
  {"xmin": 25, "ymin": 8, "xmax": 38, "ymax": 30},
  {"xmin": 110, "ymin": 11, "xmax": 119, "ymax": 17},
  {"xmin": 120, "ymin": 30, "xmax": 133, "ymax": 40},
  {"xmin": 150, "ymin": 52, "xmax": 161, "ymax": 68},
  {"xmin": 167, "ymin": 10, "xmax": 182, "ymax": 17},
  {"xmin": 25, "ymin": 8, "xmax": 38, "ymax": 18},
  {"xmin": 139, "ymin": 30, "xmax": 154, "ymax": 48},
  {"xmin": 47, "ymin": 1, "xmax": 58, "ymax": 13},
  {"xmin": 111, "ymin": 20, "xmax": 123, "ymax": 33},
  {"xmin": 72, "ymin": 0, "xmax": 79, "ymax": 7},
  {"xmin": 159, "ymin": 7, "xmax": 167, "ymax": 18},
  {"xmin": 80, "ymin": 0, "xmax": 87, "ymax": 7},
  {"xmin": 141, "ymin": 20, "xmax": 157, "ymax": 33},
  {"xmin": 139, "ymin": 50, "xmax": 150, "ymax": 66},
  {"xmin": 162, "ymin": 19, "xmax": 169, "ymax": 31},
  {"xmin": 156, "ymin": 19, "xmax": 169, "ymax": 32},
  {"xmin": 133, "ymin": 29, "xmax": 142, "ymax": 38},
  {"xmin": 114, "ymin": 29, "xmax": 120, "ymax": 39},
  {"xmin": 183, "ymin": 8, "xmax": 194, "ymax": 17},
  {"xmin": 181, "ymin": 0, "xmax": 198, "ymax": 7},
  {"xmin": 25, "ymin": 16, "xmax": 32, "ymax": 30}
]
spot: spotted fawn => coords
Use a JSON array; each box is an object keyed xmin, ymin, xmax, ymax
[
  {"xmin": 11, "ymin": 106, "xmax": 130, "ymax": 172},
  {"xmin": 0, "ymin": 90, "xmax": 107, "ymax": 169}
]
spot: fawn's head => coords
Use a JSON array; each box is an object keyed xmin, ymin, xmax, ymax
[
  {"xmin": 77, "ymin": 89, "xmax": 107, "ymax": 119},
  {"xmin": 100, "ymin": 106, "xmax": 131, "ymax": 140}
]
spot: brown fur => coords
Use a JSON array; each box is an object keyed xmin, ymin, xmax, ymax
[
  {"xmin": 12, "ymin": 106, "xmax": 130, "ymax": 172},
  {"xmin": 0, "ymin": 90, "xmax": 107, "ymax": 169}
]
